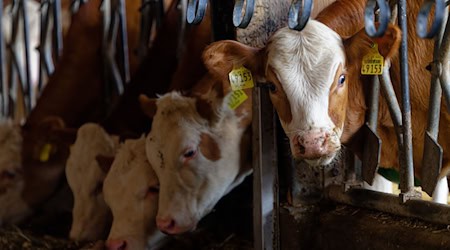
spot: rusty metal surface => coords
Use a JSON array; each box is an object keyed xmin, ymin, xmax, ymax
[
  {"xmin": 326, "ymin": 184, "xmax": 450, "ymax": 225},
  {"xmin": 361, "ymin": 124, "xmax": 382, "ymax": 185},
  {"xmin": 421, "ymin": 133, "xmax": 443, "ymax": 195}
]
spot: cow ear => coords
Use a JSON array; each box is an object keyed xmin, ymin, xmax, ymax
[
  {"xmin": 344, "ymin": 24, "xmax": 401, "ymax": 65},
  {"xmin": 96, "ymin": 155, "xmax": 115, "ymax": 174},
  {"xmin": 195, "ymin": 97, "xmax": 217, "ymax": 123},
  {"xmin": 139, "ymin": 94, "xmax": 158, "ymax": 118},
  {"xmin": 38, "ymin": 116, "xmax": 66, "ymax": 130},
  {"xmin": 202, "ymin": 40, "xmax": 266, "ymax": 83}
]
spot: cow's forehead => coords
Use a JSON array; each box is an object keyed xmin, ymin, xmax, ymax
[{"xmin": 267, "ymin": 21, "xmax": 345, "ymax": 97}]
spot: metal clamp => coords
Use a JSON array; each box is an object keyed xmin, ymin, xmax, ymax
[
  {"xmin": 417, "ymin": 0, "xmax": 446, "ymax": 39},
  {"xmin": 187, "ymin": 0, "xmax": 207, "ymax": 24},
  {"xmin": 233, "ymin": 0, "xmax": 255, "ymax": 28},
  {"xmin": 364, "ymin": 0, "xmax": 391, "ymax": 37},
  {"xmin": 288, "ymin": 0, "xmax": 312, "ymax": 31}
]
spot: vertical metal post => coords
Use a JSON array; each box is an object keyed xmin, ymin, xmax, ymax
[
  {"xmin": 53, "ymin": 0, "xmax": 64, "ymax": 60},
  {"xmin": 252, "ymin": 87, "xmax": 278, "ymax": 250},
  {"xmin": 19, "ymin": 0, "xmax": 33, "ymax": 111},
  {"xmin": 0, "ymin": 0, "xmax": 7, "ymax": 116},
  {"xmin": 116, "ymin": 0, "xmax": 130, "ymax": 83},
  {"xmin": 397, "ymin": 0, "xmax": 415, "ymax": 200},
  {"xmin": 421, "ymin": 8, "xmax": 447, "ymax": 195}
]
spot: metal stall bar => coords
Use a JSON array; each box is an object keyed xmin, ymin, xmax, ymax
[
  {"xmin": 101, "ymin": 0, "xmax": 130, "ymax": 113},
  {"xmin": 326, "ymin": 184, "xmax": 450, "ymax": 225},
  {"xmin": 0, "ymin": 0, "xmax": 7, "ymax": 116},
  {"xmin": 397, "ymin": 0, "xmax": 416, "ymax": 201},
  {"xmin": 52, "ymin": 0, "xmax": 63, "ymax": 60},
  {"xmin": 252, "ymin": 86, "xmax": 279, "ymax": 250},
  {"xmin": 419, "ymin": 1, "xmax": 447, "ymax": 196},
  {"xmin": 439, "ymin": 7, "xmax": 450, "ymax": 112},
  {"xmin": 8, "ymin": 0, "xmax": 33, "ymax": 115},
  {"xmin": 38, "ymin": 0, "xmax": 56, "ymax": 93}
]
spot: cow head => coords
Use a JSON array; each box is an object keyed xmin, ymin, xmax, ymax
[
  {"xmin": 104, "ymin": 136, "xmax": 165, "ymax": 250},
  {"xmin": 205, "ymin": 20, "xmax": 401, "ymax": 166},
  {"xmin": 140, "ymin": 74, "xmax": 253, "ymax": 234},
  {"xmin": 66, "ymin": 123, "xmax": 118, "ymax": 241}
]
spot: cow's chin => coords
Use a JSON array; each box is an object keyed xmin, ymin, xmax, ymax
[{"xmin": 295, "ymin": 153, "xmax": 337, "ymax": 167}]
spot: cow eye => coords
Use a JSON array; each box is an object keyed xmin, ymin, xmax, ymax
[
  {"xmin": 338, "ymin": 74, "xmax": 346, "ymax": 86},
  {"xmin": 268, "ymin": 83, "xmax": 277, "ymax": 93},
  {"xmin": 147, "ymin": 185, "xmax": 160, "ymax": 195},
  {"xmin": 183, "ymin": 149, "xmax": 197, "ymax": 159}
]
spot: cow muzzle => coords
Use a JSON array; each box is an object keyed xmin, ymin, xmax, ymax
[
  {"xmin": 156, "ymin": 216, "xmax": 196, "ymax": 235},
  {"xmin": 292, "ymin": 129, "xmax": 340, "ymax": 165}
]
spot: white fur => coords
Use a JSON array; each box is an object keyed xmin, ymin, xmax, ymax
[
  {"xmin": 65, "ymin": 123, "xmax": 118, "ymax": 241},
  {"xmin": 363, "ymin": 173, "xmax": 393, "ymax": 194},
  {"xmin": 104, "ymin": 136, "xmax": 166, "ymax": 250},
  {"xmin": 432, "ymin": 177, "xmax": 449, "ymax": 204},
  {"xmin": 267, "ymin": 20, "xmax": 345, "ymax": 165},
  {"xmin": 146, "ymin": 91, "xmax": 252, "ymax": 233}
]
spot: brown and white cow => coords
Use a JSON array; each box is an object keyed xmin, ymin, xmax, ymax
[
  {"xmin": 204, "ymin": 0, "xmax": 450, "ymax": 202},
  {"xmin": 141, "ymin": 86, "xmax": 253, "ymax": 234},
  {"xmin": 66, "ymin": 123, "xmax": 118, "ymax": 241},
  {"xmin": 103, "ymin": 136, "xmax": 165, "ymax": 250}
]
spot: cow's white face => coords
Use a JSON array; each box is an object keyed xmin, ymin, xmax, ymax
[
  {"xmin": 0, "ymin": 121, "xmax": 31, "ymax": 225},
  {"xmin": 145, "ymin": 92, "xmax": 248, "ymax": 234},
  {"xmin": 104, "ymin": 137, "xmax": 165, "ymax": 250},
  {"xmin": 265, "ymin": 21, "xmax": 347, "ymax": 166},
  {"xmin": 66, "ymin": 123, "xmax": 117, "ymax": 241}
]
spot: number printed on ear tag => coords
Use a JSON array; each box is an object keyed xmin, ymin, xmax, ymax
[
  {"xmin": 361, "ymin": 43, "xmax": 384, "ymax": 75},
  {"xmin": 229, "ymin": 66, "xmax": 254, "ymax": 90},
  {"xmin": 228, "ymin": 90, "xmax": 248, "ymax": 110}
]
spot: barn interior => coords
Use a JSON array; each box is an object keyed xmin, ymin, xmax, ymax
[{"xmin": 1, "ymin": 0, "xmax": 450, "ymax": 249}]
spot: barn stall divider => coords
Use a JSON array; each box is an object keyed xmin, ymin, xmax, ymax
[{"xmin": 1, "ymin": 0, "xmax": 450, "ymax": 249}]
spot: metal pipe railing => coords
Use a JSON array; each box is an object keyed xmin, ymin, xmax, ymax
[
  {"xmin": 420, "ymin": 5, "xmax": 448, "ymax": 196},
  {"xmin": 0, "ymin": 0, "xmax": 7, "ymax": 117}
]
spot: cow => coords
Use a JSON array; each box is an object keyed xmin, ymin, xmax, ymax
[
  {"xmin": 103, "ymin": 136, "xmax": 165, "ymax": 250},
  {"xmin": 65, "ymin": 123, "xmax": 118, "ymax": 241},
  {"xmin": 203, "ymin": 0, "xmax": 450, "ymax": 202}
]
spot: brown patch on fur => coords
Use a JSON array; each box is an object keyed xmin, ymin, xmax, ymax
[
  {"xmin": 328, "ymin": 64, "xmax": 347, "ymax": 129},
  {"xmin": 199, "ymin": 133, "xmax": 221, "ymax": 161},
  {"xmin": 202, "ymin": 40, "xmax": 266, "ymax": 82},
  {"xmin": 316, "ymin": 0, "xmax": 366, "ymax": 37},
  {"xmin": 266, "ymin": 67, "xmax": 293, "ymax": 124}
]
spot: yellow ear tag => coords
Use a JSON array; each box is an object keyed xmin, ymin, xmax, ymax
[
  {"xmin": 228, "ymin": 90, "xmax": 248, "ymax": 110},
  {"xmin": 361, "ymin": 43, "xmax": 384, "ymax": 75},
  {"xmin": 228, "ymin": 66, "xmax": 254, "ymax": 90},
  {"xmin": 39, "ymin": 143, "xmax": 53, "ymax": 162}
]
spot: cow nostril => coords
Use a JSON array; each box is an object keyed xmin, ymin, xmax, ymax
[
  {"xmin": 157, "ymin": 217, "xmax": 176, "ymax": 231},
  {"xmin": 299, "ymin": 144, "xmax": 306, "ymax": 154},
  {"xmin": 106, "ymin": 239, "xmax": 127, "ymax": 250}
]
